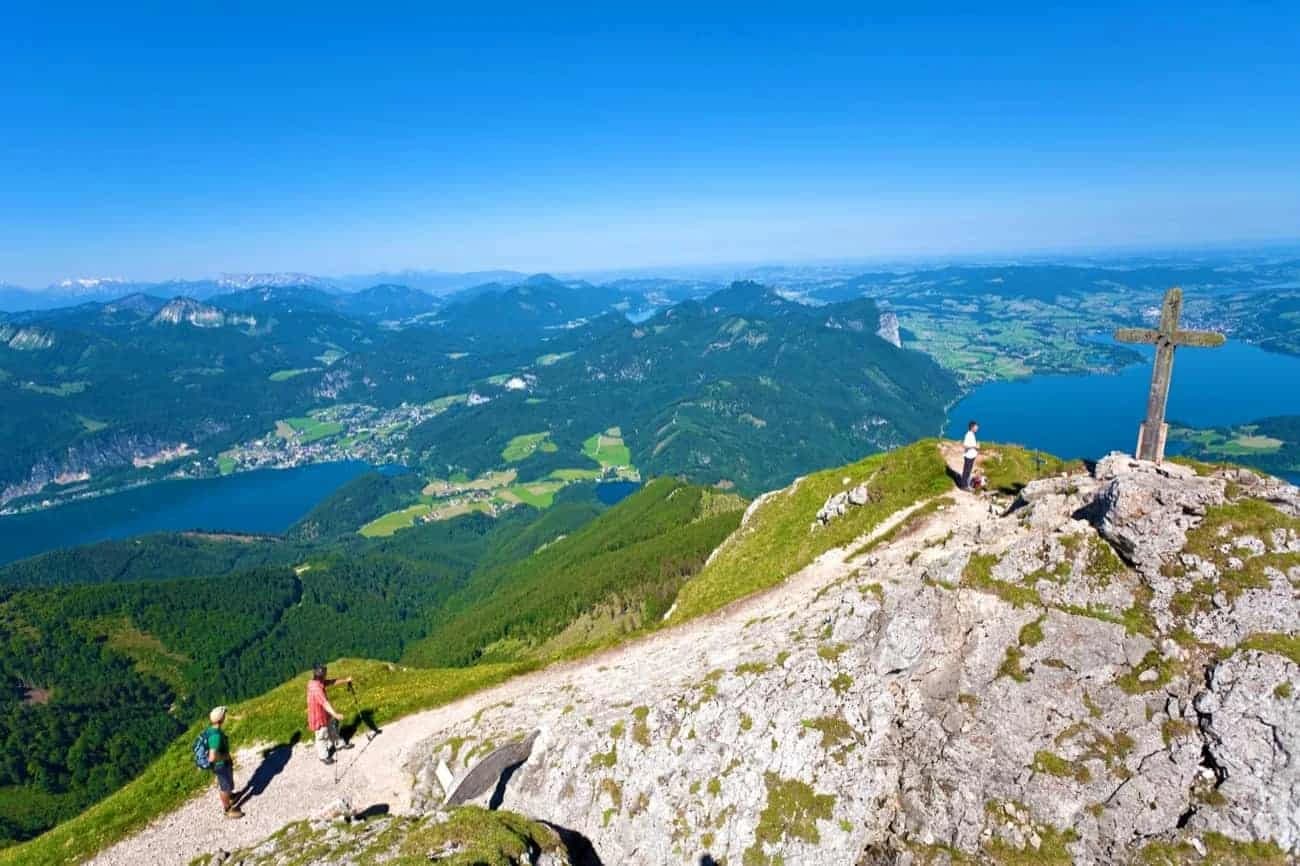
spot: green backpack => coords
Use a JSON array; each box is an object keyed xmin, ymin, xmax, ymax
[{"xmin": 192, "ymin": 727, "xmax": 213, "ymax": 770}]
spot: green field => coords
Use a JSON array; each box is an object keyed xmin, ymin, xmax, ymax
[
  {"xmin": 217, "ymin": 454, "xmax": 236, "ymax": 475},
  {"xmin": 78, "ymin": 416, "xmax": 108, "ymax": 433},
  {"xmin": 267, "ymin": 368, "xmax": 316, "ymax": 382},
  {"xmin": 548, "ymin": 468, "xmax": 603, "ymax": 482},
  {"xmin": 314, "ymin": 349, "xmax": 346, "ymax": 366},
  {"xmin": 358, "ymin": 503, "xmax": 432, "ymax": 537},
  {"xmin": 1171, "ymin": 425, "xmax": 1284, "ymax": 456},
  {"xmin": 535, "ymin": 351, "xmax": 575, "ymax": 366},
  {"xmin": 502, "ymin": 432, "xmax": 557, "ymax": 462},
  {"xmin": 427, "ymin": 393, "xmax": 468, "ymax": 413},
  {"xmin": 282, "ymin": 416, "xmax": 344, "ymax": 444},
  {"xmin": 506, "ymin": 481, "xmax": 564, "ymax": 509},
  {"xmin": 582, "ymin": 429, "xmax": 632, "ymax": 467}
]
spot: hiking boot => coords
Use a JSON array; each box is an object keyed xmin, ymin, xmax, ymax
[
  {"xmin": 225, "ymin": 807, "xmax": 244, "ymax": 819},
  {"xmin": 321, "ymin": 756, "xmax": 335, "ymax": 765},
  {"xmin": 339, "ymin": 741, "xmax": 355, "ymax": 750}
]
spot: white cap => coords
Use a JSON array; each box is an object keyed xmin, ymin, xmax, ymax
[{"xmin": 209, "ymin": 706, "xmax": 227, "ymax": 724}]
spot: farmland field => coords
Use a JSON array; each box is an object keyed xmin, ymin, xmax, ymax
[
  {"xmin": 359, "ymin": 503, "xmax": 432, "ymax": 537},
  {"xmin": 582, "ymin": 429, "xmax": 632, "ymax": 468}
]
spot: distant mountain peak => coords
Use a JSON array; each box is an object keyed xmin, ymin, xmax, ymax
[
  {"xmin": 217, "ymin": 272, "xmax": 334, "ymax": 290},
  {"xmin": 51, "ymin": 277, "xmax": 128, "ymax": 293},
  {"xmin": 151, "ymin": 297, "xmax": 256, "ymax": 329}
]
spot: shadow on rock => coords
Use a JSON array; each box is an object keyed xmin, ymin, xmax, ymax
[{"xmin": 543, "ymin": 822, "xmax": 604, "ymax": 866}]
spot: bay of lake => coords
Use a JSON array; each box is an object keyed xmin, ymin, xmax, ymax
[
  {"xmin": 945, "ymin": 339, "xmax": 1300, "ymax": 483},
  {"xmin": 0, "ymin": 461, "xmax": 372, "ymax": 567}
]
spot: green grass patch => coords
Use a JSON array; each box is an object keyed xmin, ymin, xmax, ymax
[
  {"xmin": 963, "ymin": 553, "xmax": 1042, "ymax": 608},
  {"xmin": 502, "ymin": 432, "xmax": 555, "ymax": 462},
  {"xmin": 743, "ymin": 772, "xmax": 836, "ymax": 866},
  {"xmin": 88, "ymin": 617, "xmax": 191, "ymax": 694},
  {"xmin": 1236, "ymin": 632, "xmax": 1300, "ymax": 666},
  {"xmin": 281, "ymin": 416, "xmax": 343, "ymax": 444},
  {"xmin": 671, "ymin": 440, "xmax": 951, "ymax": 624},
  {"xmin": 582, "ymin": 431, "xmax": 632, "ymax": 468},
  {"xmin": 358, "ymin": 503, "xmax": 431, "ymax": 537},
  {"xmin": 980, "ymin": 444, "xmax": 1083, "ymax": 494},
  {"xmin": 217, "ymin": 455, "xmax": 236, "ymax": 475},
  {"xmin": 506, "ymin": 482, "xmax": 562, "ymax": 509},
  {"xmin": 1032, "ymin": 750, "xmax": 1091, "ymax": 783},
  {"xmin": 1168, "ymin": 500, "xmax": 1300, "ymax": 621},
  {"xmin": 267, "ymin": 368, "xmax": 315, "ymax": 382},
  {"xmin": 850, "ymin": 496, "xmax": 952, "ymax": 559},
  {"xmin": 1137, "ymin": 831, "xmax": 1291, "ymax": 865},
  {"xmin": 547, "ymin": 468, "xmax": 603, "ymax": 482}
]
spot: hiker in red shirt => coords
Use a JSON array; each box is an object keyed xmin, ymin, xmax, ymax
[{"xmin": 307, "ymin": 663, "xmax": 354, "ymax": 765}]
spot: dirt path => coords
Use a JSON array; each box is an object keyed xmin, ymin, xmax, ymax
[{"xmin": 90, "ymin": 489, "xmax": 984, "ymax": 866}]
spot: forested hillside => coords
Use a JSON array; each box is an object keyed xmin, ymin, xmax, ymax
[
  {"xmin": 2, "ymin": 277, "xmax": 956, "ymax": 515},
  {"xmin": 406, "ymin": 283, "xmax": 957, "ymax": 494},
  {"xmin": 405, "ymin": 479, "xmax": 745, "ymax": 666},
  {"xmin": 0, "ymin": 478, "xmax": 737, "ymax": 848}
]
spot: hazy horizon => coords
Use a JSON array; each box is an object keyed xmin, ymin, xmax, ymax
[{"xmin": 7, "ymin": 235, "xmax": 1300, "ymax": 293}]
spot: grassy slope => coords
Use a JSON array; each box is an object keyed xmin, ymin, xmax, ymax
[
  {"xmin": 0, "ymin": 660, "xmax": 527, "ymax": 866},
  {"xmin": 5, "ymin": 442, "xmax": 954, "ymax": 865},
  {"xmin": 668, "ymin": 439, "xmax": 951, "ymax": 624}
]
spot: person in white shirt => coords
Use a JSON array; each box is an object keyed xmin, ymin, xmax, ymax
[{"xmin": 960, "ymin": 421, "xmax": 979, "ymax": 490}]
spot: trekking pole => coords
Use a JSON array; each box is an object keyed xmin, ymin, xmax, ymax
[{"xmin": 347, "ymin": 682, "xmax": 377, "ymax": 741}]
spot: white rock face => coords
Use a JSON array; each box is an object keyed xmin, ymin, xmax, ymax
[
  {"xmin": 161, "ymin": 455, "xmax": 1299, "ymax": 866},
  {"xmin": 151, "ymin": 297, "xmax": 256, "ymax": 329},
  {"xmin": 876, "ymin": 311, "xmax": 902, "ymax": 348},
  {"xmin": 397, "ymin": 458, "xmax": 1298, "ymax": 865}
]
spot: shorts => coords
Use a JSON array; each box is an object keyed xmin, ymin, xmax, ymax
[{"xmin": 213, "ymin": 763, "xmax": 234, "ymax": 793}]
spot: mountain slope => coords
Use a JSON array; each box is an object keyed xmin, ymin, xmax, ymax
[
  {"xmin": 27, "ymin": 445, "xmax": 1297, "ymax": 866},
  {"xmin": 0, "ymin": 479, "xmax": 731, "ymax": 860},
  {"xmin": 406, "ymin": 284, "xmax": 958, "ymax": 495}
]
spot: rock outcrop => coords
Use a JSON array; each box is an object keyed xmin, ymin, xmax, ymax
[
  {"xmin": 876, "ymin": 311, "xmax": 902, "ymax": 348},
  {"xmin": 200, "ymin": 454, "xmax": 1300, "ymax": 865}
]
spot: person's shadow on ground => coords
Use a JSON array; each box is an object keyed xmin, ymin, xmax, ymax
[
  {"xmin": 236, "ymin": 731, "xmax": 301, "ymax": 805},
  {"xmin": 341, "ymin": 708, "xmax": 382, "ymax": 743}
]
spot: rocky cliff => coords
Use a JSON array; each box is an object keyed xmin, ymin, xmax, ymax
[
  {"xmin": 876, "ymin": 311, "xmax": 902, "ymax": 348},
  {"xmin": 178, "ymin": 451, "xmax": 1300, "ymax": 865}
]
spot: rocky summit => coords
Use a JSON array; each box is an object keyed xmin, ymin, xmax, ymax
[{"xmin": 163, "ymin": 450, "xmax": 1300, "ymax": 864}]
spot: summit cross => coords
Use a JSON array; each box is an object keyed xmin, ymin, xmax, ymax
[{"xmin": 1114, "ymin": 286, "xmax": 1225, "ymax": 463}]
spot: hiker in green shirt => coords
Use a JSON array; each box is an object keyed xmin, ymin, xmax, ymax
[{"xmin": 207, "ymin": 706, "xmax": 243, "ymax": 819}]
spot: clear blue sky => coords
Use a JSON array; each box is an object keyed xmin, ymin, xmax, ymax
[{"xmin": 2, "ymin": 2, "xmax": 1298, "ymax": 286}]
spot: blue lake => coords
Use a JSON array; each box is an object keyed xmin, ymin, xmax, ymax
[
  {"xmin": 0, "ymin": 461, "xmax": 372, "ymax": 566},
  {"xmin": 946, "ymin": 339, "xmax": 1300, "ymax": 483},
  {"xmin": 595, "ymin": 480, "xmax": 641, "ymax": 505}
]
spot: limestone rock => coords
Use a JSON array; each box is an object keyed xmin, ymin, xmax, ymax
[
  {"xmin": 876, "ymin": 311, "xmax": 902, "ymax": 348},
  {"xmin": 1091, "ymin": 454, "xmax": 1225, "ymax": 574},
  {"xmin": 1194, "ymin": 651, "xmax": 1300, "ymax": 851}
]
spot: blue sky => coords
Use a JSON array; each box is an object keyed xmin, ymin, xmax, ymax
[{"xmin": 2, "ymin": 2, "xmax": 1298, "ymax": 286}]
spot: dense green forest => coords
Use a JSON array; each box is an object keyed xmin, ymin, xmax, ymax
[
  {"xmin": 405, "ymin": 479, "xmax": 744, "ymax": 666},
  {"xmin": 406, "ymin": 285, "xmax": 958, "ymax": 494},
  {"xmin": 0, "ymin": 478, "xmax": 736, "ymax": 847}
]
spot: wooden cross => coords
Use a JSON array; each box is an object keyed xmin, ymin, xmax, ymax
[{"xmin": 1114, "ymin": 286, "xmax": 1224, "ymax": 463}]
